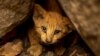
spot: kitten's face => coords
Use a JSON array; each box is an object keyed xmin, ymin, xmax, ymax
[{"xmin": 33, "ymin": 4, "xmax": 72, "ymax": 44}]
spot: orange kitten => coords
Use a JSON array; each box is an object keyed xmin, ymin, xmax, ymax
[{"xmin": 27, "ymin": 4, "xmax": 72, "ymax": 56}]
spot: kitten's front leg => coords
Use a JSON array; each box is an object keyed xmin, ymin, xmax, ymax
[
  {"xmin": 27, "ymin": 44, "xmax": 42, "ymax": 56},
  {"xmin": 27, "ymin": 29, "xmax": 43, "ymax": 56}
]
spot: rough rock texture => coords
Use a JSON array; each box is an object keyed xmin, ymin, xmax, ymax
[
  {"xmin": 0, "ymin": 39, "xmax": 23, "ymax": 56},
  {"xmin": 58, "ymin": 0, "xmax": 100, "ymax": 56},
  {"xmin": 64, "ymin": 45, "xmax": 93, "ymax": 56},
  {"xmin": 44, "ymin": 51, "xmax": 55, "ymax": 56},
  {"xmin": 0, "ymin": 0, "xmax": 32, "ymax": 38}
]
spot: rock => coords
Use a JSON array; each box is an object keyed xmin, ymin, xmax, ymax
[
  {"xmin": 58, "ymin": 0, "xmax": 100, "ymax": 55},
  {"xmin": 0, "ymin": 39, "xmax": 23, "ymax": 56},
  {"xmin": 45, "ymin": 51, "xmax": 55, "ymax": 56},
  {"xmin": 0, "ymin": 0, "xmax": 32, "ymax": 38},
  {"xmin": 63, "ymin": 43, "xmax": 94, "ymax": 56},
  {"xmin": 40, "ymin": 50, "xmax": 56, "ymax": 56}
]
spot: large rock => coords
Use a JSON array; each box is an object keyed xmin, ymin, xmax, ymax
[
  {"xmin": 0, "ymin": 0, "xmax": 32, "ymax": 38},
  {"xmin": 58, "ymin": 0, "xmax": 100, "ymax": 56}
]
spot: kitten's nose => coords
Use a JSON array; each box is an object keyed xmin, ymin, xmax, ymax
[{"xmin": 46, "ymin": 39, "xmax": 52, "ymax": 44}]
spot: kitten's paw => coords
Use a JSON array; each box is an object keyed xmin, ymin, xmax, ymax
[{"xmin": 27, "ymin": 45, "xmax": 42, "ymax": 56}]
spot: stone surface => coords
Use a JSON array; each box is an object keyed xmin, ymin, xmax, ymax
[
  {"xmin": 0, "ymin": 39, "xmax": 23, "ymax": 56},
  {"xmin": 0, "ymin": 0, "xmax": 32, "ymax": 38},
  {"xmin": 44, "ymin": 51, "xmax": 55, "ymax": 56},
  {"xmin": 64, "ymin": 45, "xmax": 93, "ymax": 56},
  {"xmin": 58, "ymin": 0, "xmax": 100, "ymax": 56}
]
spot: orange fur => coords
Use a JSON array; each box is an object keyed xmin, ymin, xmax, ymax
[
  {"xmin": 33, "ymin": 4, "xmax": 72, "ymax": 44},
  {"xmin": 27, "ymin": 3, "xmax": 72, "ymax": 56}
]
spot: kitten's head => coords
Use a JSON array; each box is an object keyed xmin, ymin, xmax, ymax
[{"xmin": 33, "ymin": 4, "xmax": 73, "ymax": 44}]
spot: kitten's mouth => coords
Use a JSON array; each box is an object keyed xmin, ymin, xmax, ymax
[
  {"xmin": 43, "ymin": 41, "xmax": 54, "ymax": 45},
  {"xmin": 40, "ymin": 42, "xmax": 55, "ymax": 47},
  {"xmin": 40, "ymin": 40, "xmax": 59, "ymax": 46},
  {"xmin": 39, "ymin": 40, "xmax": 54, "ymax": 45}
]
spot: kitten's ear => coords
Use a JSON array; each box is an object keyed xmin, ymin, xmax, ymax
[
  {"xmin": 63, "ymin": 17, "xmax": 75, "ymax": 33},
  {"xmin": 33, "ymin": 4, "xmax": 46, "ymax": 20},
  {"xmin": 67, "ymin": 24, "xmax": 74, "ymax": 33}
]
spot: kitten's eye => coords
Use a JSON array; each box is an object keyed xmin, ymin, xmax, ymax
[
  {"xmin": 54, "ymin": 30, "xmax": 61, "ymax": 34},
  {"xmin": 41, "ymin": 26, "xmax": 46, "ymax": 33}
]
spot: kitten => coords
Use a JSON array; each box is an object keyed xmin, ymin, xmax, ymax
[{"xmin": 27, "ymin": 4, "xmax": 73, "ymax": 56}]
